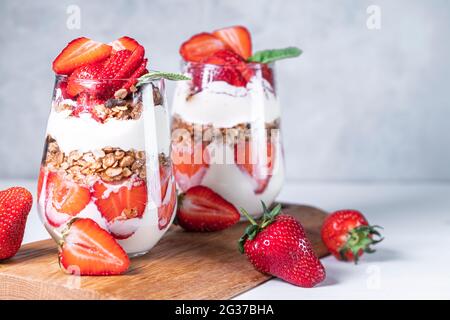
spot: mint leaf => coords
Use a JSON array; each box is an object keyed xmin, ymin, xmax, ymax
[
  {"xmin": 247, "ymin": 47, "xmax": 302, "ymax": 64},
  {"xmin": 137, "ymin": 71, "xmax": 191, "ymax": 86}
]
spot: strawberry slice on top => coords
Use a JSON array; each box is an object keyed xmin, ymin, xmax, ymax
[
  {"xmin": 59, "ymin": 218, "xmax": 130, "ymax": 276},
  {"xmin": 234, "ymin": 141, "xmax": 275, "ymax": 194},
  {"xmin": 180, "ymin": 32, "xmax": 228, "ymax": 62},
  {"xmin": 110, "ymin": 36, "xmax": 141, "ymax": 53},
  {"xmin": 66, "ymin": 63, "xmax": 103, "ymax": 97},
  {"xmin": 176, "ymin": 186, "xmax": 240, "ymax": 232},
  {"xmin": 212, "ymin": 26, "xmax": 252, "ymax": 60},
  {"xmin": 52, "ymin": 37, "xmax": 112, "ymax": 75}
]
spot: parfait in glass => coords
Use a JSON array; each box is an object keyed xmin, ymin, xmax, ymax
[
  {"xmin": 38, "ymin": 37, "xmax": 177, "ymax": 257},
  {"xmin": 172, "ymin": 26, "xmax": 301, "ymax": 219}
]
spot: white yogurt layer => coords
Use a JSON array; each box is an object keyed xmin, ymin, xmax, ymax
[
  {"xmin": 46, "ymin": 105, "xmax": 171, "ymax": 155},
  {"xmin": 199, "ymin": 142, "xmax": 284, "ymax": 218},
  {"xmin": 172, "ymin": 78, "xmax": 281, "ymax": 128}
]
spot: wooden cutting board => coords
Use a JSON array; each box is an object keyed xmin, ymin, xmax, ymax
[{"xmin": 0, "ymin": 203, "xmax": 329, "ymax": 300}]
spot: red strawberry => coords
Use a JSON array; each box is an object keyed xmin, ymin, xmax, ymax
[
  {"xmin": 66, "ymin": 63, "xmax": 103, "ymax": 97},
  {"xmin": 158, "ymin": 178, "xmax": 177, "ymax": 230},
  {"xmin": 176, "ymin": 186, "xmax": 240, "ymax": 232},
  {"xmin": 59, "ymin": 218, "xmax": 130, "ymax": 276},
  {"xmin": 52, "ymin": 37, "xmax": 112, "ymax": 75},
  {"xmin": 261, "ymin": 63, "xmax": 275, "ymax": 90},
  {"xmin": 73, "ymin": 92, "xmax": 106, "ymax": 122},
  {"xmin": 239, "ymin": 204, "xmax": 326, "ymax": 288},
  {"xmin": 202, "ymin": 49, "xmax": 253, "ymax": 87},
  {"xmin": 212, "ymin": 26, "xmax": 252, "ymax": 59},
  {"xmin": 235, "ymin": 141, "xmax": 275, "ymax": 194},
  {"xmin": 110, "ymin": 36, "xmax": 141, "ymax": 53},
  {"xmin": 45, "ymin": 171, "xmax": 91, "ymax": 227},
  {"xmin": 321, "ymin": 210, "xmax": 383, "ymax": 263},
  {"xmin": 121, "ymin": 58, "xmax": 148, "ymax": 91},
  {"xmin": 0, "ymin": 187, "xmax": 33, "ymax": 260},
  {"xmin": 93, "ymin": 177, "xmax": 147, "ymax": 239},
  {"xmin": 37, "ymin": 166, "xmax": 45, "ymax": 200},
  {"xmin": 171, "ymin": 143, "xmax": 209, "ymax": 192},
  {"xmin": 96, "ymin": 46, "xmax": 146, "ymax": 97},
  {"xmin": 180, "ymin": 32, "xmax": 228, "ymax": 62}
]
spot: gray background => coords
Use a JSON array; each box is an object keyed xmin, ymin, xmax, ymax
[{"xmin": 1, "ymin": 0, "xmax": 449, "ymax": 182}]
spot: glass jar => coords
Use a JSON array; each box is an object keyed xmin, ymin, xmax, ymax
[
  {"xmin": 171, "ymin": 62, "xmax": 284, "ymax": 218},
  {"xmin": 37, "ymin": 76, "xmax": 176, "ymax": 257}
]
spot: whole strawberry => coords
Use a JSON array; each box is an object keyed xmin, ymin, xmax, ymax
[
  {"xmin": 0, "ymin": 187, "xmax": 33, "ymax": 260},
  {"xmin": 239, "ymin": 203, "xmax": 326, "ymax": 288},
  {"xmin": 321, "ymin": 210, "xmax": 383, "ymax": 263}
]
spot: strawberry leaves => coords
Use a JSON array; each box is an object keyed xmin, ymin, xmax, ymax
[
  {"xmin": 238, "ymin": 202, "xmax": 282, "ymax": 253},
  {"xmin": 247, "ymin": 47, "xmax": 302, "ymax": 64}
]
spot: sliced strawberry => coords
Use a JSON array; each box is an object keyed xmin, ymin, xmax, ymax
[
  {"xmin": 212, "ymin": 26, "xmax": 252, "ymax": 59},
  {"xmin": 96, "ymin": 45, "xmax": 146, "ymax": 97},
  {"xmin": 261, "ymin": 63, "xmax": 275, "ymax": 90},
  {"xmin": 202, "ymin": 49, "xmax": 253, "ymax": 87},
  {"xmin": 93, "ymin": 177, "xmax": 147, "ymax": 239},
  {"xmin": 45, "ymin": 171, "xmax": 90, "ymax": 227},
  {"xmin": 121, "ymin": 58, "xmax": 148, "ymax": 91},
  {"xmin": 234, "ymin": 141, "xmax": 275, "ymax": 194},
  {"xmin": 176, "ymin": 186, "xmax": 240, "ymax": 232},
  {"xmin": 66, "ymin": 63, "xmax": 103, "ymax": 97},
  {"xmin": 171, "ymin": 143, "xmax": 209, "ymax": 192},
  {"xmin": 52, "ymin": 37, "xmax": 112, "ymax": 75},
  {"xmin": 180, "ymin": 32, "xmax": 228, "ymax": 62},
  {"xmin": 110, "ymin": 36, "xmax": 141, "ymax": 53},
  {"xmin": 37, "ymin": 166, "xmax": 45, "ymax": 199},
  {"xmin": 59, "ymin": 218, "xmax": 130, "ymax": 276},
  {"xmin": 158, "ymin": 178, "xmax": 177, "ymax": 230},
  {"xmin": 73, "ymin": 92, "xmax": 106, "ymax": 122}
]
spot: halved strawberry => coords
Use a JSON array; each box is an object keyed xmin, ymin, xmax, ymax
[
  {"xmin": 96, "ymin": 45, "xmax": 146, "ymax": 98},
  {"xmin": 180, "ymin": 33, "xmax": 228, "ymax": 62},
  {"xmin": 121, "ymin": 58, "xmax": 148, "ymax": 91},
  {"xmin": 59, "ymin": 218, "xmax": 130, "ymax": 276},
  {"xmin": 212, "ymin": 26, "xmax": 252, "ymax": 59},
  {"xmin": 234, "ymin": 141, "xmax": 275, "ymax": 194},
  {"xmin": 45, "ymin": 171, "xmax": 90, "ymax": 227},
  {"xmin": 66, "ymin": 63, "xmax": 103, "ymax": 97},
  {"xmin": 176, "ymin": 186, "xmax": 240, "ymax": 232},
  {"xmin": 93, "ymin": 177, "xmax": 147, "ymax": 239},
  {"xmin": 52, "ymin": 37, "xmax": 112, "ymax": 75},
  {"xmin": 110, "ymin": 36, "xmax": 141, "ymax": 53},
  {"xmin": 37, "ymin": 166, "xmax": 45, "ymax": 200},
  {"xmin": 171, "ymin": 143, "xmax": 209, "ymax": 192}
]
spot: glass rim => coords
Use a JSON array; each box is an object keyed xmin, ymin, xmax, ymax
[
  {"xmin": 181, "ymin": 60, "xmax": 274, "ymax": 70},
  {"xmin": 54, "ymin": 71, "xmax": 165, "ymax": 83}
]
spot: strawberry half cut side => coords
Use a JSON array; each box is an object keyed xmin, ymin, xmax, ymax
[
  {"xmin": 180, "ymin": 32, "xmax": 228, "ymax": 62},
  {"xmin": 45, "ymin": 171, "xmax": 90, "ymax": 227},
  {"xmin": 176, "ymin": 186, "xmax": 240, "ymax": 232},
  {"xmin": 234, "ymin": 141, "xmax": 275, "ymax": 194},
  {"xmin": 93, "ymin": 177, "xmax": 147, "ymax": 239},
  {"xmin": 212, "ymin": 26, "xmax": 252, "ymax": 60},
  {"xmin": 59, "ymin": 218, "xmax": 130, "ymax": 276},
  {"xmin": 52, "ymin": 37, "xmax": 112, "ymax": 75},
  {"xmin": 171, "ymin": 143, "xmax": 210, "ymax": 192}
]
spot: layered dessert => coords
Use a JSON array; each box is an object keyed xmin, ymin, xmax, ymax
[
  {"xmin": 172, "ymin": 26, "xmax": 300, "ymax": 218},
  {"xmin": 38, "ymin": 36, "xmax": 176, "ymax": 256}
]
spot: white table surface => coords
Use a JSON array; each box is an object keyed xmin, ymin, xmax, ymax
[{"xmin": 1, "ymin": 179, "xmax": 449, "ymax": 300}]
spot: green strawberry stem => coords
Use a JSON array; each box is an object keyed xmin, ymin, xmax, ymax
[
  {"xmin": 339, "ymin": 225, "xmax": 384, "ymax": 264},
  {"xmin": 247, "ymin": 47, "xmax": 302, "ymax": 64},
  {"xmin": 238, "ymin": 202, "xmax": 282, "ymax": 253}
]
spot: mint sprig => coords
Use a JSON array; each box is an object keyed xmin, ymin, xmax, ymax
[
  {"xmin": 247, "ymin": 47, "xmax": 302, "ymax": 64},
  {"xmin": 137, "ymin": 71, "xmax": 191, "ymax": 86}
]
